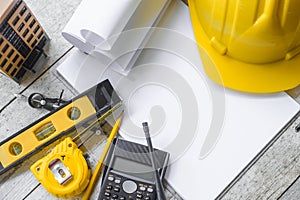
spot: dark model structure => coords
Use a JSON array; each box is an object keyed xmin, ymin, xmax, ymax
[{"xmin": 0, "ymin": 0, "xmax": 49, "ymax": 82}]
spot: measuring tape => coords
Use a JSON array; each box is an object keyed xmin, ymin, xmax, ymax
[
  {"xmin": 31, "ymin": 137, "xmax": 90, "ymax": 198},
  {"xmin": 0, "ymin": 79, "xmax": 122, "ymax": 176},
  {"xmin": 29, "ymin": 107, "xmax": 120, "ymax": 198}
]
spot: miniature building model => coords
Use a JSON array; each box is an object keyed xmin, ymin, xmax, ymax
[{"xmin": 0, "ymin": 0, "xmax": 49, "ymax": 82}]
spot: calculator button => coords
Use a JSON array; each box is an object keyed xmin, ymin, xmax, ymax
[
  {"xmin": 106, "ymin": 185, "xmax": 113, "ymax": 190},
  {"xmin": 113, "ymin": 187, "xmax": 120, "ymax": 192},
  {"xmin": 107, "ymin": 176, "xmax": 114, "ymax": 181},
  {"xmin": 112, "ymin": 194, "xmax": 118, "ymax": 199},
  {"xmin": 145, "ymin": 197, "xmax": 151, "ymax": 200},
  {"xmin": 147, "ymin": 188, "xmax": 154, "ymax": 193},
  {"xmin": 122, "ymin": 180, "xmax": 137, "ymax": 194},
  {"xmin": 139, "ymin": 186, "xmax": 146, "ymax": 191},
  {"xmin": 104, "ymin": 192, "xmax": 111, "ymax": 197},
  {"xmin": 114, "ymin": 179, "xmax": 121, "ymax": 184},
  {"xmin": 119, "ymin": 197, "xmax": 126, "ymax": 200},
  {"xmin": 137, "ymin": 194, "xmax": 143, "ymax": 198}
]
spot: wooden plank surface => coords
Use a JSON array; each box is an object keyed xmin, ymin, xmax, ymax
[
  {"xmin": 280, "ymin": 176, "xmax": 300, "ymax": 200},
  {"xmin": 0, "ymin": 0, "xmax": 81, "ymax": 199},
  {"xmin": 0, "ymin": 0, "xmax": 299, "ymax": 200},
  {"xmin": 221, "ymin": 112, "xmax": 300, "ymax": 199},
  {"xmin": 0, "ymin": 0, "xmax": 81, "ymax": 110}
]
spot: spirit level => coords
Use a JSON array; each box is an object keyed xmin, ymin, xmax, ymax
[{"xmin": 0, "ymin": 79, "xmax": 122, "ymax": 175}]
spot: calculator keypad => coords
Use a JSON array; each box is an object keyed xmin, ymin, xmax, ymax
[{"xmin": 99, "ymin": 171, "xmax": 156, "ymax": 200}]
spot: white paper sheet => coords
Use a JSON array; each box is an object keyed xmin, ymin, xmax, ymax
[{"xmin": 57, "ymin": 0, "xmax": 300, "ymax": 199}]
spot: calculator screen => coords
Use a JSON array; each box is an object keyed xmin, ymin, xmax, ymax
[{"xmin": 112, "ymin": 156, "xmax": 155, "ymax": 182}]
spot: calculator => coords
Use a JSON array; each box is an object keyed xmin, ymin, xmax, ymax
[{"xmin": 98, "ymin": 138, "xmax": 170, "ymax": 200}]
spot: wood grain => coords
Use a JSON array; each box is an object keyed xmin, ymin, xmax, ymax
[{"xmin": 0, "ymin": 0, "xmax": 299, "ymax": 200}]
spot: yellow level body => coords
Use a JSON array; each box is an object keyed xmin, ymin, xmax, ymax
[{"xmin": 0, "ymin": 96, "xmax": 96, "ymax": 168}]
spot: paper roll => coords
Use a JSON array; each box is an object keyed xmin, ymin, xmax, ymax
[
  {"xmin": 93, "ymin": 0, "xmax": 170, "ymax": 75},
  {"xmin": 80, "ymin": 0, "xmax": 141, "ymax": 50},
  {"xmin": 61, "ymin": 0, "xmax": 95, "ymax": 53},
  {"xmin": 62, "ymin": 0, "xmax": 170, "ymax": 75},
  {"xmin": 62, "ymin": 0, "xmax": 140, "ymax": 52},
  {"xmin": 62, "ymin": 32, "xmax": 94, "ymax": 54}
]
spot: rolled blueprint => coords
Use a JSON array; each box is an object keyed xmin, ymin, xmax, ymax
[
  {"xmin": 62, "ymin": 0, "xmax": 141, "ymax": 52},
  {"xmin": 61, "ymin": 0, "xmax": 170, "ymax": 75},
  {"xmin": 81, "ymin": 0, "xmax": 141, "ymax": 50},
  {"xmin": 93, "ymin": 0, "xmax": 170, "ymax": 75}
]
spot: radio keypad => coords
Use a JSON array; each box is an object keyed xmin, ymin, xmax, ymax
[{"xmin": 99, "ymin": 172, "xmax": 156, "ymax": 200}]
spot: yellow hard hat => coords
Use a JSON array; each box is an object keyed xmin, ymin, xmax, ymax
[{"xmin": 188, "ymin": 0, "xmax": 300, "ymax": 93}]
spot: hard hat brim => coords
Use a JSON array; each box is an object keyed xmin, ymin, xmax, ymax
[{"xmin": 189, "ymin": 0, "xmax": 300, "ymax": 93}]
